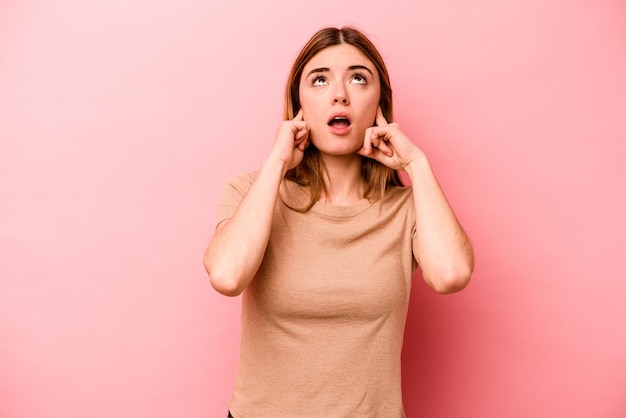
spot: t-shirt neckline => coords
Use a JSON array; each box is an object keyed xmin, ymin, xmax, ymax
[{"xmin": 280, "ymin": 179, "xmax": 373, "ymax": 219}]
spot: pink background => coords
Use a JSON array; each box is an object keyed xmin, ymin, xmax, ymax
[{"xmin": 1, "ymin": 0, "xmax": 625, "ymax": 417}]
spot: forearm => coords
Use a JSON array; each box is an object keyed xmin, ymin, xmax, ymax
[
  {"xmin": 205, "ymin": 157, "xmax": 288, "ymax": 296},
  {"xmin": 406, "ymin": 156, "xmax": 474, "ymax": 293}
]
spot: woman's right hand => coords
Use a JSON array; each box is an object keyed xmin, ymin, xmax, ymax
[{"xmin": 269, "ymin": 109, "xmax": 310, "ymax": 170}]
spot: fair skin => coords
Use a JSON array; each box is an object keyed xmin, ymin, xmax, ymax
[
  {"xmin": 298, "ymin": 44, "xmax": 381, "ymax": 205},
  {"xmin": 205, "ymin": 44, "xmax": 473, "ymax": 296}
]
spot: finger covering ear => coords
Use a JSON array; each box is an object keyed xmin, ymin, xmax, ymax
[{"xmin": 376, "ymin": 106, "xmax": 389, "ymax": 126}]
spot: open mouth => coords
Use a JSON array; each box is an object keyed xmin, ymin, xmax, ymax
[{"xmin": 327, "ymin": 115, "xmax": 351, "ymax": 128}]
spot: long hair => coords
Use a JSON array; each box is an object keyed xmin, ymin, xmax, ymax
[{"xmin": 284, "ymin": 27, "xmax": 403, "ymax": 211}]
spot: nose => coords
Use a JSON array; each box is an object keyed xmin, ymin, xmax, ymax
[{"xmin": 332, "ymin": 83, "xmax": 349, "ymax": 105}]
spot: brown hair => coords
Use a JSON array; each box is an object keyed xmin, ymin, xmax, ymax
[{"xmin": 284, "ymin": 26, "xmax": 403, "ymax": 211}]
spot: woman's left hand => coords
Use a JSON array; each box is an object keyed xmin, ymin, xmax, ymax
[{"xmin": 357, "ymin": 107, "xmax": 424, "ymax": 171}]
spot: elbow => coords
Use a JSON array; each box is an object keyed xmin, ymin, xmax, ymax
[
  {"xmin": 426, "ymin": 263, "xmax": 473, "ymax": 295},
  {"xmin": 206, "ymin": 264, "xmax": 246, "ymax": 297},
  {"xmin": 209, "ymin": 273, "xmax": 245, "ymax": 297},
  {"xmin": 203, "ymin": 251, "xmax": 245, "ymax": 297}
]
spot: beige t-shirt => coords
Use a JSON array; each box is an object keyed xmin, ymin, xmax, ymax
[{"xmin": 217, "ymin": 172, "xmax": 418, "ymax": 418}]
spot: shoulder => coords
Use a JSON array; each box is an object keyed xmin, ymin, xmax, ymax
[
  {"xmin": 216, "ymin": 171, "xmax": 260, "ymax": 224},
  {"xmin": 378, "ymin": 185, "xmax": 415, "ymax": 222},
  {"xmin": 383, "ymin": 185, "xmax": 413, "ymax": 206},
  {"xmin": 223, "ymin": 171, "xmax": 259, "ymax": 195}
]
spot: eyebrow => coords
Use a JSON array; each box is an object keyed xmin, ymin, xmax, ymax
[{"xmin": 305, "ymin": 65, "xmax": 374, "ymax": 78}]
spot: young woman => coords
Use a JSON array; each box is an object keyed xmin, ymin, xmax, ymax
[{"xmin": 205, "ymin": 26, "xmax": 474, "ymax": 418}]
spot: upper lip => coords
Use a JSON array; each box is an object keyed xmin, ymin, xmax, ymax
[{"xmin": 327, "ymin": 112, "xmax": 352, "ymax": 125}]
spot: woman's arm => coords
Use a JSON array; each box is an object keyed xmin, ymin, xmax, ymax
[
  {"xmin": 359, "ymin": 107, "xmax": 473, "ymax": 293},
  {"xmin": 204, "ymin": 158, "xmax": 286, "ymax": 296},
  {"xmin": 204, "ymin": 112, "xmax": 309, "ymax": 296},
  {"xmin": 405, "ymin": 156, "xmax": 473, "ymax": 293}
]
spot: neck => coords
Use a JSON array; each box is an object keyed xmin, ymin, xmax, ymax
[{"xmin": 319, "ymin": 154, "xmax": 365, "ymax": 206}]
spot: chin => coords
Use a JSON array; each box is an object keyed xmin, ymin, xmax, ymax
[
  {"xmin": 311, "ymin": 134, "xmax": 363, "ymax": 155},
  {"xmin": 314, "ymin": 144, "xmax": 362, "ymax": 157}
]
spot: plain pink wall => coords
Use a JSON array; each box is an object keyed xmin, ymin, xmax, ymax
[{"xmin": 1, "ymin": 0, "xmax": 625, "ymax": 417}]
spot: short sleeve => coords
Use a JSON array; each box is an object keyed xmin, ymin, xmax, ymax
[{"xmin": 215, "ymin": 171, "xmax": 257, "ymax": 228}]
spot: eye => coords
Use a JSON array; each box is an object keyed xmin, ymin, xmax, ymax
[
  {"xmin": 350, "ymin": 73, "xmax": 367, "ymax": 85},
  {"xmin": 312, "ymin": 76, "xmax": 327, "ymax": 86}
]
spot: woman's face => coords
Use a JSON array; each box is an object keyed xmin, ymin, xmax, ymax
[{"xmin": 298, "ymin": 44, "xmax": 381, "ymax": 157}]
